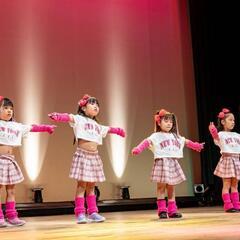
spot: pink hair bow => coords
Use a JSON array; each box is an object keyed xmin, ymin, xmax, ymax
[
  {"xmin": 155, "ymin": 109, "xmax": 170, "ymax": 123},
  {"xmin": 78, "ymin": 94, "xmax": 91, "ymax": 107},
  {"xmin": 0, "ymin": 96, "xmax": 3, "ymax": 101},
  {"xmin": 218, "ymin": 108, "xmax": 230, "ymax": 119}
]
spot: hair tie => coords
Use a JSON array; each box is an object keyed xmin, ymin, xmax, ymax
[
  {"xmin": 155, "ymin": 109, "xmax": 171, "ymax": 123},
  {"xmin": 78, "ymin": 94, "xmax": 91, "ymax": 107},
  {"xmin": 218, "ymin": 108, "xmax": 230, "ymax": 119}
]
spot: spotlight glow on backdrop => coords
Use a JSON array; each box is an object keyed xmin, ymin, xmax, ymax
[
  {"xmin": 106, "ymin": 25, "xmax": 127, "ymax": 179},
  {"xmin": 20, "ymin": 49, "xmax": 42, "ymax": 181},
  {"xmin": 18, "ymin": 11, "xmax": 48, "ymax": 182}
]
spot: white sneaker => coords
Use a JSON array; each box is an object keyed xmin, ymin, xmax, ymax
[
  {"xmin": 88, "ymin": 212, "xmax": 105, "ymax": 223},
  {"xmin": 76, "ymin": 213, "xmax": 88, "ymax": 224},
  {"xmin": 7, "ymin": 217, "xmax": 26, "ymax": 226},
  {"xmin": 0, "ymin": 218, "xmax": 7, "ymax": 228}
]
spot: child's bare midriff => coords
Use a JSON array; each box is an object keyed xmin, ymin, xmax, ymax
[
  {"xmin": 0, "ymin": 145, "xmax": 13, "ymax": 155},
  {"xmin": 78, "ymin": 139, "xmax": 98, "ymax": 151}
]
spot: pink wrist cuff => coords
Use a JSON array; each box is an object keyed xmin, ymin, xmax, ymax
[
  {"xmin": 209, "ymin": 126, "xmax": 219, "ymax": 139},
  {"xmin": 108, "ymin": 127, "xmax": 125, "ymax": 137},
  {"xmin": 132, "ymin": 139, "xmax": 150, "ymax": 155},
  {"xmin": 48, "ymin": 113, "xmax": 70, "ymax": 122},
  {"xmin": 186, "ymin": 140, "xmax": 203, "ymax": 152}
]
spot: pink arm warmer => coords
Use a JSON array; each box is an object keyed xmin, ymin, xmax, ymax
[
  {"xmin": 48, "ymin": 112, "xmax": 70, "ymax": 122},
  {"xmin": 108, "ymin": 127, "xmax": 125, "ymax": 137},
  {"xmin": 30, "ymin": 124, "xmax": 56, "ymax": 134},
  {"xmin": 132, "ymin": 139, "xmax": 150, "ymax": 155},
  {"xmin": 186, "ymin": 140, "xmax": 204, "ymax": 152},
  {"xmin": 209, "ymin": 123, "xmax": 219, "ymax": 140}
]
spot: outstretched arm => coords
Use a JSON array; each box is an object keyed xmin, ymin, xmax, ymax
[
  {"xmin": 208, "ymin": 122, "xmax": 219, "ymax": 141},
  {"xmin": 185, "ymin": 139, "xmax": 204, "ymax": 152},
  {"xmin": 132, "ymin": 139, "xmax": 151, "ymax": 155},
  {"xmin": 108, "ymin": 127, "xmax": 125, "ymax": 137},
  {"xmin": 48, "ymin": 112, "xmax": 74, "ymax": 123},
  {"xmin": 30, "ymin": 124, "xmax": 56, "ymax": 134}
]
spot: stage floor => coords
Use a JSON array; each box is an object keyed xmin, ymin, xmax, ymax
[{"xmin": 1, "ymin": 206, "xmax": 240, "ymax": 240}]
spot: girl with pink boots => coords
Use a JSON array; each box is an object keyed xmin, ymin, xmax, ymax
[
  {"xmin": 0, "ymin": 96, "xmax": 56, "ymax": 227},
  {"xmin": 48, "ymin": 94, "xmax": 125, "ymax": 224},
  {"xmin": 132, "ymin": 109, "xmax": 204, "ymax": 219},
  {"xmin": 209, "ymin": 108, "xmax": 240, "ymax": 212}
]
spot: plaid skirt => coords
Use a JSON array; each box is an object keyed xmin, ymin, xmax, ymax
[
  {"xmin": 214, "ymin": 153, "xmax": 240, "ymax": 179},
  {"xmin": 69, "ymin": 147, "xmax": 105, "ymax": 182},
  {"xmin": 0, "ymin": 155, "xmax": 24, "ymax": 185},
  {"xmin": 151, "ymin": 158, "xmax": 186, "ymax": 185}
]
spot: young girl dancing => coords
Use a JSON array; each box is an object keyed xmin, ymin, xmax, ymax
[
  {"xmin": 132, "ymin": 109, "xmax": 204, "ymax": 219},
  {"xmin": 0, "ymin": 96, "xmax": 55, "ymax": 227},
  {"xmin": 209, "ymin": 108, "xmax": 240, "ymax": 212},
  {"xmin": 48, "ymin": 94, "xmax": 125, "ymax": 223}
]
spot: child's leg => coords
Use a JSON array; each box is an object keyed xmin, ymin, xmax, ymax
[
  {"xmin": 0, "ymin": 185, "xmax": 7, "ymax": 227},
  {"xmin": 86, "ymin": 182, "xmax": 105, "ymax": 222},
  {"xmin": 222, "ymin": 178, "xmax": 236, "ymax": 212},
  {"xmin": 5, "ymin": 185, "xmax": 25, "ymax": 226},
  {"xmin": 230, "ymin": 177, "xmax": 240, "ymax": 211},
  {"xmin": 156, "ymin": 183, "xmax": 167, "ymax": 218},
  {"xmin": 167, "ymin": 184, "xmax": 182, "ymax": 218},
  {"xmin": 75, "ymin": 181, "xmax": 87, "ymax": 223}
]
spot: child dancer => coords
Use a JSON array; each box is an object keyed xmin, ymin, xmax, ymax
[
  {"xmin": 132, "ymin": 109, "xmax": 204, "ymax": 219},
  {"xmin": 209, "ymin": 108, "xmax": 240, "ymax": 212},
  {"xmin": 48, "ymin": 94, "xmax": 125, "ymax": 224},
  {"xmin": 0, "ymin": 96, "xmax": 55, "ymax": 227}
]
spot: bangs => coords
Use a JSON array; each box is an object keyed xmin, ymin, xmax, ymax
[
  {"xmin": 162, "ymin": 114, "xmax": 174, "ymax": 121},
  {"xmin": 1, "ymin": 98, "xmax": 14, "ymax": 108},
  {"xmin": 87, "ymin": 97, "xmax": 99, "ymax": 106}
]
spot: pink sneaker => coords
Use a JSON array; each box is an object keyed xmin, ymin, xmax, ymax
[
  {"xmin": 7, "ymin": 217, "xmax": 26, "ymax": 226},
  {"xmin": 0, "ymin": 218, "xmax": 7, "ymax": 228}
]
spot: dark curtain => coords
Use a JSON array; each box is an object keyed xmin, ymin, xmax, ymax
[{"xmin": 188, "ymin": 0, "xmax": 240, "ymax": 201}]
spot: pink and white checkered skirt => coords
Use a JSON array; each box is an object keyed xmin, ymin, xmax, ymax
[
  {"xmin": 69, "ymin": 147, "xmax": 106, "ymax": 182},
  {"xmin": 214, "ymin": 153, "xmax": 240, "ymax": 179},
  {"xmin": 150, "ymin": 158, "xmax": 186, "ymax": 185},
  {"xmin": 0, "ymin": 155, "xmax": 24, "ymax": 185}
]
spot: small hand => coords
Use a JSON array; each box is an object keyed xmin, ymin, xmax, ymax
[
  {"xmin": 197, "ymin": 142, "xmax": 205, "ymax": 152},
  {"xmin": 48, "ymin": 112, "xmax": 58, "ymax": 121},
  {"xmin": 118, "ymin": 128, "xmax": 126, "ymax": 137},
  {"xmin": 208, "ymin": 122, "xmax": 216, "ymax": 132},
  {"xmin": 48, "ymin": 125, "xmax": 57, "ymax": 134},
  {"xmin": 132, "ymin": 147, "xmax": 140, "ymax": 155}
]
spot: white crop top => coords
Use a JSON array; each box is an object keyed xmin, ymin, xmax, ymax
[
  {"xmin": 147, "ymin": 132, "xmax": 186, "ymax": 159},
  {"xmin": 69, "ymin": 114, "xmax": 109, "ymax": 145},
  {"xmin": 0, "ymin": 120, "xmax": 31, "ymax": 146},
  {"xmin": 215, "ymin": 131, "xmax": 240, "ymax": 154}
]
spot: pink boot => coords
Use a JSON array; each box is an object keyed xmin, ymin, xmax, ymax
[
  {"xmin": 5, "ymin": 201, "xmax": 26, "ymax": 226},
  {"xmin": 74, "ymin": 197, "xmax": 87, "ymax": 224},
  {"xmin": 222, "ymin": 193, "xmax": 236, "ymax": 212},
  {"xmin": 86, "ymin": 195, "xmax": 105, "ymax": 222},
  {"xmin": 230, "ymin": 192, "xmax": 240, "ymax": 211},
  {"xmin": 157, "ymin": 199, "xmax": 168, "ymax": 219},
  {"xmin": 0, "ymin": 204, "xmax": 7, "ymax": 228},
  {"xmin": 167, "ymin": 200, "xmax": 182, "ymax": 218}
]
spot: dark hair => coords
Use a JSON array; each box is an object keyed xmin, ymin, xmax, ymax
[
  {"xmin": 217, "ymin": 112, "xmax": 234, "ymax": 131},
  {"xmin": 0, "ymin": 97, "xmax": 14, "ymax": 121},
  {"xmin": 154, "ymin": 112, "xmax": 178, "ymax": 133},
  {"xmin": 77, "ymin": 97, "xmax": 99, "ymax": 121},
  {"xmin": 73, "ymin": 97, "xmax": 100, "ymax": 145}
]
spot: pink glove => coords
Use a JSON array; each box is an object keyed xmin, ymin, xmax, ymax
[
  {"xmin": 108, "ymin": 127, "xmax": 125, "ymax": 137},
  {"xmin": 186, "ymin": 140, "xmax": 204, "ymax": 152},
  {"xmin": 31, "ymin": 124, "xmax": 56, "ymax": 134},
  {"xmin": 132, "ymin": 139, "xmax": 150, "ymax": 155},
  {"xmin": 48, "ymin": 112, "xmax": 70, "ymax": 122},
  {"xmin": 208, "ymin": 122, "xmax": 219, "ymax": 140}
]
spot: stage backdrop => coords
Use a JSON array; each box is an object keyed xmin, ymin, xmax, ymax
[{"xmin": 0, "ymin": 0, "xmax": 200, "ymax": 202}]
